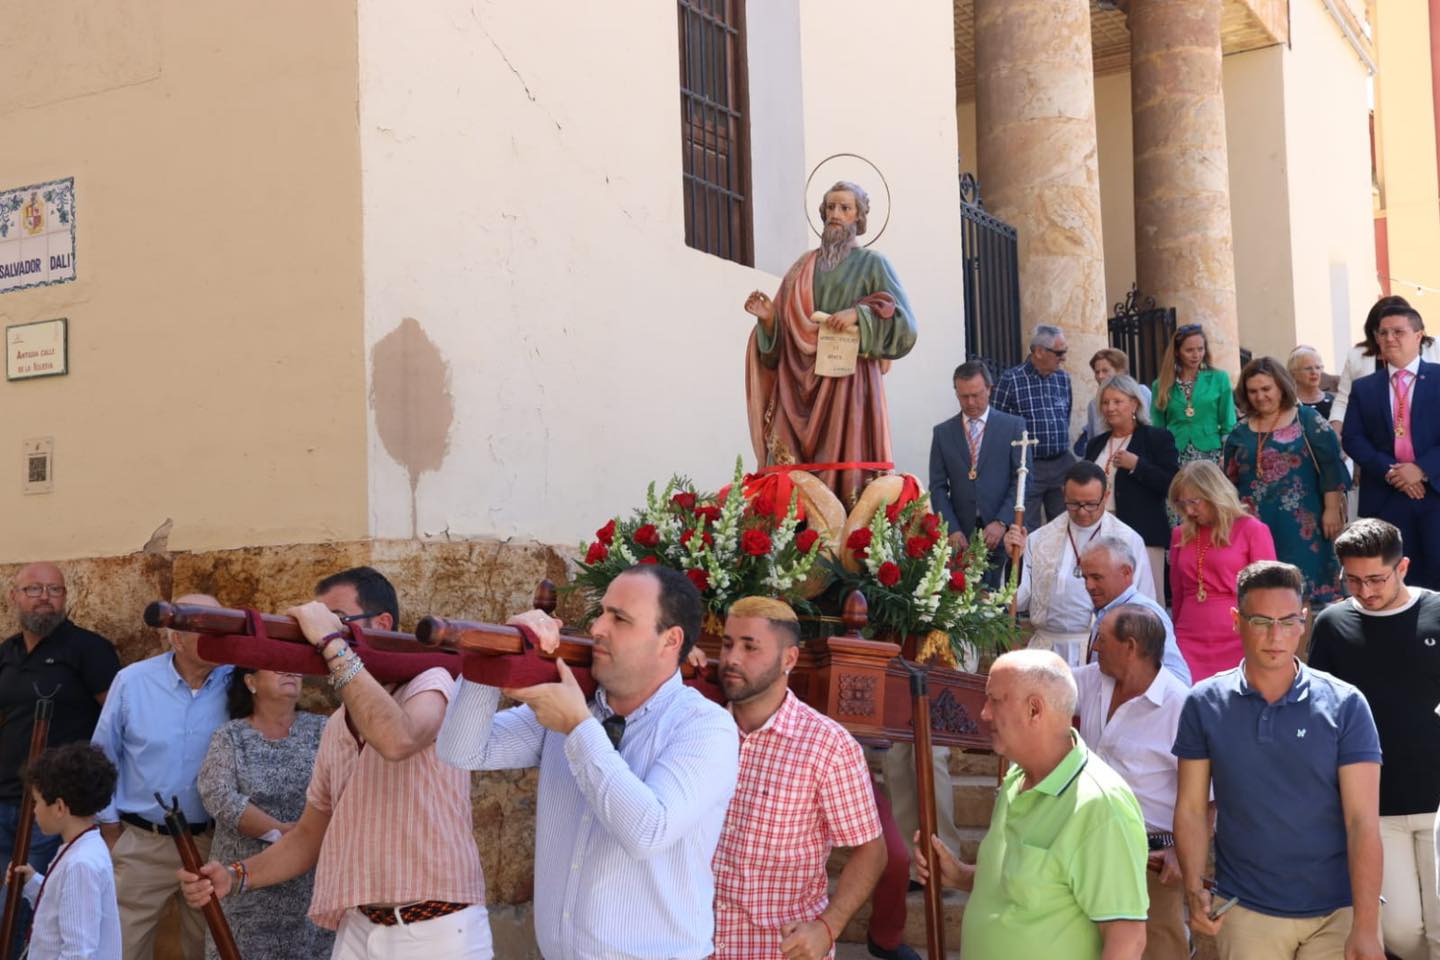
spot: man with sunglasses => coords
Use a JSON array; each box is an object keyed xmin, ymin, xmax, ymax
[
  {"xmin": 0, "ymin": 562, "xmax": 119, "ymax": 958},
  {"xmin": 1004, "ymin": 461, "xmax": 1155, "ymax": 667},
  {"xmin": 1173, "ymin": 561, "xmax": 1383, "ymax": 960},
  {"xmin": 994, "ymin": 324, "xmax": 1075, "ymax": 529},
  {"xmin": 1308, "ymin": 520, "xmax": 1440, "ymax": 960}
]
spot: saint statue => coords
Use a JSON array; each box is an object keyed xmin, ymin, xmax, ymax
[{"xmin": 743, "ymin": 180, "xmax": 918, "ymax": 505}]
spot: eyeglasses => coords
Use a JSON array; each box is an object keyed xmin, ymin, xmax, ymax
[
  {"xmin": 1064, "ymin": 500, "xmax": 1104, "ymax": 513},
  {"xmin": 1042, "ymin": 347, "xmax": 1068, "ymax": 358},
  {"xmin": 1342, "ymin": 569, "xmax": 1395, "ymax": 591},
  {"xmin": 1240, "ymin": 614, "xmax": 1306, "ymax": 633},
  {"xmin": 335, "ymin": 611, "xmax": 383, "ymax": 625},
  {"xmin": 1294, "ymin": 365, "xmax": 1323, "ymax": 374},
  {"xmin": 1376, "ymin": 328, "xmax": 1419, "ymax": 340},
  {"xmin": 17, "ymin": 585, "xmax": 66, "ymax": 598},
  {"xmin": 1175, "ymin": 498, "xmax": 1204, "ymax": 510}
]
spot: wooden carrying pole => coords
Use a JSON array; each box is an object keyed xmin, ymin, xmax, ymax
[
  {"xmin": 0, "ymin": 696, "xmax": 54, "ymax": 960},
  {"xmin": 900, "ymin": 660, "xmax": 945, "ymax": 959},
  {"xmin": 156, "ymin": 794, "xmax": 241, "ymax": 960}
]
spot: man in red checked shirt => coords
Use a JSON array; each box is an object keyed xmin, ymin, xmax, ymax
[{"xmin": 706, "ymin": 596, "xmax": 886, "ymax": 960}]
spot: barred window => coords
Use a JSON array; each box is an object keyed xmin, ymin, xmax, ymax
[{"xmin": 678, "ymin": 0, "xmax": 752, "ymax": 266}]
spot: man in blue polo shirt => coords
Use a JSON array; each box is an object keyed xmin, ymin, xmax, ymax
[{"xmin": 1173, "ymin": 560, "xmax": 1384, "ymax": 960}]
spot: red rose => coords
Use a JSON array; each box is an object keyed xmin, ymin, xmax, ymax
[
  {"xmin": 639, "ymin": 556, "xmax": 659, "ymax": 565},
  {"xmin": 949, "ymin": 569, "xmax": 967, "ymax": 592},
  {"xmin": 741, "ymin": 529, "xmax": 773, "ymax": 557},
  {"xmin": 596, "ymin": 519, "xmax": 616, "ymax": 546},
  {"xmin": 686, "ymin": 568, "xmax": 710, "ymax": 591},
  {"xmin": 921, "ymin": 513, "xmax": 941, "ymax": 538},
  {"xmin": 634, "ymin": 524, "xmax": 660, "ymax": 547},
  {"xmin": 752, "ymin": 493, "xmax": 776, "ymax": 518},
  {"xmin": 695, "ymin": 505, "xmax": 722, "ymax": 525},
  {"xmin": 672, "ymin": 492, "xmax": 697, "ymax": 511},
  {"xmin": 585, "ymin": 542, "xmax": 608, "ymax": 564},
  {"xmin": 795, "ymin": 529, "xmax": 820, "ymax": 553},
  {"xmin": 906, "ymin": 535, "xmax": 933, "ymax": 559},
  {"xmin": 877, "ymin": 561, "xmax": 902, "ymax": 587}
]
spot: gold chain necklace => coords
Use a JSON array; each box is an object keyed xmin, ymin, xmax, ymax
[{"xmin": 1194, "ymin": 528, "xmax": 1211, "ymax": 603}]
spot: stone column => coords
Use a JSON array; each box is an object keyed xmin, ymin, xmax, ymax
[
  {"xmin": 1130, "ymin": 0, "xmax": 1241, "ymax": 375},
  {"xmin": 975, "ymin": 0, "xmax": 1108, "ymax": 431}
]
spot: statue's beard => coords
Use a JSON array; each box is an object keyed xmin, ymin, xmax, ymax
[{"xmin": 818, "ymin": 222, "xmax": 858, "ymax": 272}]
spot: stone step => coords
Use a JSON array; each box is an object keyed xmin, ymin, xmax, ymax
[
  {"xmin": 839, "ymin": 888, "xmax": 968, "ymax": 956},
  {"xmin": 951, "ymin": 775, "xmax": 999, "ymax": 829}
]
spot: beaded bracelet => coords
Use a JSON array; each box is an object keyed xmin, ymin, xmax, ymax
[
  {"xmin": 319, "ymin": 633, "xmax": 349, "ymax": 660},
  {"xmin": 228, "ymin": 859, "xmax": 248, "ymax": 896},
  {"xmin": 331, "ymin": 656, "xmax": 365, "ymax": 691}
]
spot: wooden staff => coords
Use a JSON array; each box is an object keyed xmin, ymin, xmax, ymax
[
  {"xmin": 0, "ymin": 695, "xmax": 54, "ymax": 960},
  {"xmin": 898, "ymin": 659, "xmax": 944, "ymax": 960},
  {"xmin": 156, "ymin": 793, "xmax": 241, "ymax": 960},
  {"xmin": 143, "ymin": 602, "xmax": 425, "ymax": 652}
]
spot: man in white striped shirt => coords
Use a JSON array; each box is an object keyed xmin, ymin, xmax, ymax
[
  {"xmin": 438, "ymin": 564, "xmax": 740, "ymax": 960},
  {"xmin": 179, "ymin": 566, "xmax": 489, "ymax": 959}
]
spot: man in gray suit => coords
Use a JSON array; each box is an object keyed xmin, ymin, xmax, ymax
[{"xmin": 929, "ymin": 361, "xmax": 1026, "ymax": 588}]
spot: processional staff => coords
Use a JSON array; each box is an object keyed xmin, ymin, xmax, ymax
[{"xmin": 1008, "ymin": 430, "xmax": 1039, "ymax": 615}]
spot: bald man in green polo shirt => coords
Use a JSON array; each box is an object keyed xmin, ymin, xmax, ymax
[{"xmin": 915, "ymin": 650, "xmax": 1150, "ymax": 959}]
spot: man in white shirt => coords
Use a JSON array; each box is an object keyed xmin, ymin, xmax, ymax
[
  {"xmin": 1004, "ymin": 461, "xmax": 1155, "ymax": 667},
  {"xmin": 1080, "ymin": 538, "xmax": 1191, "ymax": 686},
  {"xmin": 1074, "ymin": 604, "xmax": 1190, "ymax": 960}
]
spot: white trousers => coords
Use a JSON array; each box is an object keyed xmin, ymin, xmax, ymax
[
  {"xmin": 1381, "ymin": 811, "xmax": 1440, "ymax": 960},
  {"xmin": 332, "ymin": 904, "xmax": 493, "ymax": 960}
]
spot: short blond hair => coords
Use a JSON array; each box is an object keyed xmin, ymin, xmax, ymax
[
  {"xmin": 728, "ymin": 597, "xmax": 797, "ymax": 621},
  {"xmin": 1169, "ymin": 460, "xmax": 1249, "ymax": 546}
]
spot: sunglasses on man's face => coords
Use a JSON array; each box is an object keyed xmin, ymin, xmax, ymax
[{"xmin": 333, "ymin": 610, "xmax": 383, "ymax": 625}]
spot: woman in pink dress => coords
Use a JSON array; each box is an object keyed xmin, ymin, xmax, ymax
[{"xmin": 1168, "ymin": 460, "xmax": 1278, "ymax": 681}]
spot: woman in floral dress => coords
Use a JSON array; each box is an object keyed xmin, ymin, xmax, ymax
[{"xmin": 1223, "ymin": 357, "xmax": 1348, "ymax": 608}]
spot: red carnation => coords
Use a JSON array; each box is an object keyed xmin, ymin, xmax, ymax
[
  {"xmin": 634, "ymin": 524, "xmax": 660, "ymax": 547},
  {"xmin": 672, "ymin": 492, "xmax": 697, "ymax": 511},
  {"xmin": 639, "ymin": 555, "xmax": 659, "ymax": 565},
  {"xmin": 596, "ymin": 519, "xmax": 616, "ymax": 546},
  {"xmin": 695, "ymin": 505, "xmax": 722, "ymax": 525},
  {"xmin": 885, "ymin": 500, "xmax": 903, "ymax": 524},
  {"xmin": 752, "ymin": 493, "xmax": 776, "ymax": 518},
  {"xmin": 741, "ymin": 529, "xmax": 773, "ymax": 557},
  {"xmin": 906, "ymin": 535, "xmax": 933, "ymax": 559},
  {"xmin": 795, "ymin": 529, "xmax": 820, "ymax": 553},
  {"xmin": 920, "ymin": 513, "xmax": 942, "ymax": 538},
  {"xmin": 949, "ymin": 568, "xmax": 967, "ymax": 592},
  {"xmin": 846, "ymin": 528, "xmax": 873, "ymax": 550},
  {"xmin": 686, "ymin": 568, "xmax": 710, "ymax": 592},
  {"xmin": 585, "ymin": 541, "xmax": 609, "ymax": 564},
  {"xmin": 877, "ymin": 561, "xmax": 902, "ymax": 587}
]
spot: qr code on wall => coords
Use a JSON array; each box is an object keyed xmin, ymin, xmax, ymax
[{"xmin": 27, "ymin": 455, "xmax": 48, "ymax": 484}]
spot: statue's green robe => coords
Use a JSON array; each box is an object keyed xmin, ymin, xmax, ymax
[{"xmin": 745, "ymin": 246, "xmax": 918, "ymax": 505}]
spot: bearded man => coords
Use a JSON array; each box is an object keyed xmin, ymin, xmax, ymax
[
  {"xmin": 0, "ymin": 562, "xmax": 119, "ymax": 957},
  {"xmin": 743, "ymin": 181, "xmax": 918, "ymax": 505}
]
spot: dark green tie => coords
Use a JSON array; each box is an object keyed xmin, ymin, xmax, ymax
[{"xmin": 601, "ymin": 714, "xmax": 626, "ymax": 750}]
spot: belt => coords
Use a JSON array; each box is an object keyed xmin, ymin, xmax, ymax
[
  {"xmin": 356, "ymin": 901, "xmax": 469, "ymax": 926},
  {"xmin": 119, "ymin": 812, "xmax": 211, "ymax": 836},
  {"xmin": 1147, "ymin": 831, "xmax": 1174, "ymax": 850}
]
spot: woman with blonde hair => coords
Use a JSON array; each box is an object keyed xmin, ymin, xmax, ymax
[
  {"xmin": 1151, "ymin": 323, "xmax": 1235, "ymax": 467},
  {"xmin": 1168, "ymin": 460, "xmax": 1277, "ymax": 681},
  {"xmin": 1287, "ymin": 345, "xmax": 1334, "ymax": 420}
]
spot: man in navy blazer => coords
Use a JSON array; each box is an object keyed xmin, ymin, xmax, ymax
[
  {"xmin": 929, "ymin": 361, "xmax": 1025, "ymax": 588},
  {"xmin": 1343, "ymin": 303, "xmax": 1440, "ymax": 588}
]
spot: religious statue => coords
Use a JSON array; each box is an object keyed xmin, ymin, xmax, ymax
[{"xmin": 743, "ymin": 180, "xmax": 917, "ymax": 505}]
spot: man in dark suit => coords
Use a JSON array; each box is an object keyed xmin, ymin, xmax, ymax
[
  {"xmin": 1343, "ymin": 303, "xmax": 1440, "ymax": 589},
  {"xmin": 929, "ymin": 361, "xmax": 1025, "ymax": 588}
]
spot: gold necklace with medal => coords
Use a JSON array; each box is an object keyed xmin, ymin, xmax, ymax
[{"xmin": 1179, "ymin": 376, "xmax": 1197, "ymax": 418}]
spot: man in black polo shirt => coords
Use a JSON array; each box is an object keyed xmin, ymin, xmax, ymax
[
  {"xmin": 0, "ymin": 562, "xmax": 119, "ymax": 953},
  {"xmin": 1310, "ymin": 519, "xmax": 1440, "ymax": 960}
]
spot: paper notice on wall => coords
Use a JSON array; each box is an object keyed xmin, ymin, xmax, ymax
[
  {"xmin": 812, "ymin": 312, "xmax": 859, "ymax": 378},
  {"xmin": 0, "ymin": 178, "xmax": 76, "ymax": 295}
]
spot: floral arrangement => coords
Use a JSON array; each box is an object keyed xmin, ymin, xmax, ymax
[
  {"xmin": 573, "ymin": 459, "xmax": 825, "ymax": 619},
  {"xmin": 830, "ymin": 496, "xmax": 1018, "ymax": 665}
]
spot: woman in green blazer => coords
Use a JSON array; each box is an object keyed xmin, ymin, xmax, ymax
[{"xmin": 1151, "ymin": 323, "xmax": 1235, "ymax": 466}]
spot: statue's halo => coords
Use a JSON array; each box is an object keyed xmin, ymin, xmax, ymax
[{"xmin": 805, "ymin": 153, "xmax": 892, "ymax": 248}]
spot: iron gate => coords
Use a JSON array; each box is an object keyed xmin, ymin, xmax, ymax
[
  {"xmin": 1107, "ymin": 285, "xmax": 1176, "ymax": 387},
  {"xmin": 959, "ymin": 173, "xmax": 1021, "ymax": 377}
]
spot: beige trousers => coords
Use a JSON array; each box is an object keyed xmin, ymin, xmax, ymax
[
  {"xmin": 1382, "ymin": 811, "xmax": 1440, "ymax": 960},
  {"xmin": 1143, "ymin": 869, "xmax": 1189, "ymax": 960},
  {"xmin": 879, "ymin": 743, "xmax": 962, "ymax": 878},
  {"xmin": 113, "ymin": 824, "xmax": 210, "ymax": 960},
  {"xmin": 1027, "ymin": 629, "xmax": 1090, "ymax": 669},
  {"xmin": 1217, "ymin": 904, "xmax": 1352, "ymax": 960}
]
